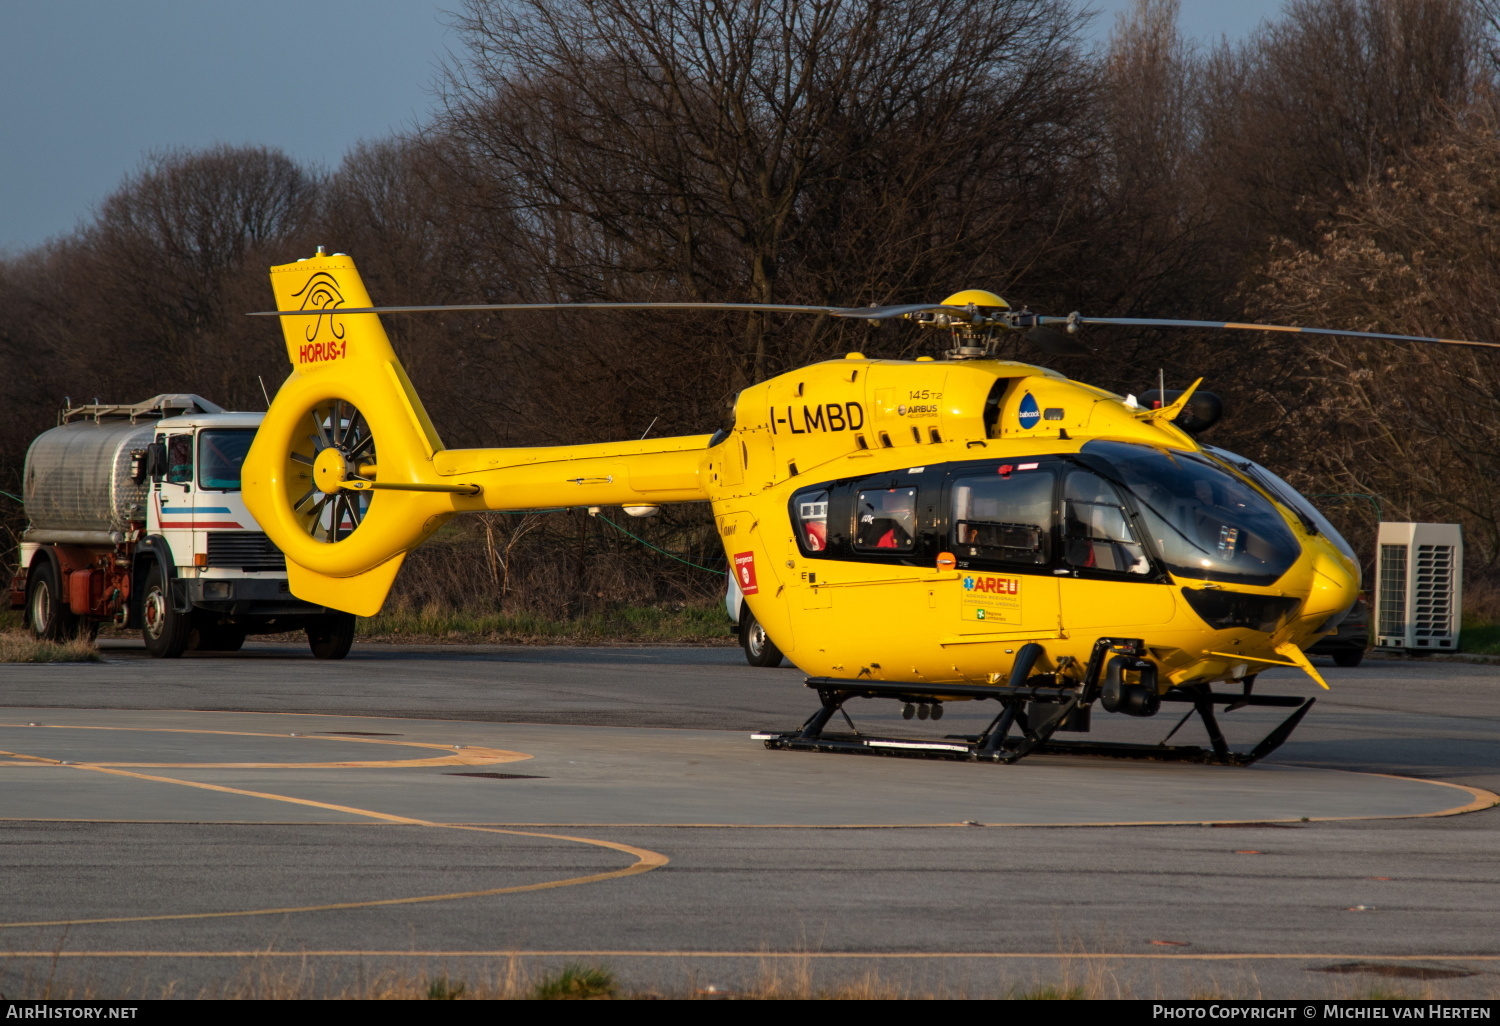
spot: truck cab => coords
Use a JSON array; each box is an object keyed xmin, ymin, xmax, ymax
[{"xmin": 10, "ymin": 395, "xmax": 357, "ymax": 658}]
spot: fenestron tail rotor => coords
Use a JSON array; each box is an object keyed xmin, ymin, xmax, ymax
[{"xmin": 288, "ymin": 399, "xmax": 376, "ymax": 544}]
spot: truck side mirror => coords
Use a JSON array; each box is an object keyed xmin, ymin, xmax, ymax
[{"xmin": 144, "ymin": 441, "xmax": 166, "ymax": 483}]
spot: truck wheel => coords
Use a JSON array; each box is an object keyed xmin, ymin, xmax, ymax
[
  {"xmin": 740, "ymin": 604, "xmax": 784, "ymax": 668},
  {"xmin": 307, "ymin": 612, "xmax": 356, "ymax": 660},
  {"xmin": 1332, "ymin": 649, "xmax": 1364, "ymax": 668},
  {"xmin": 26, "ymin": 558, "xmax": 82, "ymax": 642},
  {"xmin": 141, "ymin": 564, "xmax": 191, "ymax": 658}
]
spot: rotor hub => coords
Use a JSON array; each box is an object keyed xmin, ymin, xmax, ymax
[{"xmin": 313, "ymin": 446, "xmax": 350, "ymax": 495}]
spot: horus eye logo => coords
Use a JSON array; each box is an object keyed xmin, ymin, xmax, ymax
[{"xmin": 291, "ymin": 272, "xmax": 346, "ymax": 343}]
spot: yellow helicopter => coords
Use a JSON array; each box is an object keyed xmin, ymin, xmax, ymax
[{"xmin": 242, "ymin": 250, "xmax": 1492, "ymax": 765}]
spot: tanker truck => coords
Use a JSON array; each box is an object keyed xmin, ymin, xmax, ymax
[{"xmin": 6, "ymin": 394, "xmax": 356, "ymax": 658}]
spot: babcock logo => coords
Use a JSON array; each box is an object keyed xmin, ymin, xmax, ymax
[{"xmin": 1017, "ymin": 392, "xmax": 1041, "ymax": 429}]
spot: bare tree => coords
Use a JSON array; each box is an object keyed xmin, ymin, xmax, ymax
[
  {"xmin": 59, "ymin": 145, "xmax": 318, "ymax": 396},
  {"xmin": 437, "ymin": 0, "xmax": 1099, "ymax": 388},
  {"xmin": 1244, "ymin": 115, "xmax": 1500, "ymax": 564},
  {"xmin": 1201, "ymin": 0, "xmax": 1487, "ymax": 254}
]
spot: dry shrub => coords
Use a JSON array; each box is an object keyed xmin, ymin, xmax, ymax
[
  {"xmin": 384, "ymin": 509, "xmax": 725, "ymax": 619},
  {"xmin": 0, "ymin": 631, "xmax": 101, "ymax": 663}
]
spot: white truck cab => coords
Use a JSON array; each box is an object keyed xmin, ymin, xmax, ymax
[{"xmin": 10, "ymin": 395, "xmax": 356, "ymax": 658}]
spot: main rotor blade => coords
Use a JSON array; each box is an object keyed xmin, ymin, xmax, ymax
[
  {"xmin": 828, "ymin": 303, "xmax": 960, "ymax": 321},
  {"xmin": 247, "ymin": 297, "xmax": 1497, "ymax": 349},
  {"xmin": 250, "ymin": 301, "xmax": 856, "ymax": 318},
  {"xmin": 1049, "ymin": 316, "xmax": 1500, "ymax": 350},
  {"xmin": 249, "ymin": 299, "xmax": 979, "ymax": 321}
]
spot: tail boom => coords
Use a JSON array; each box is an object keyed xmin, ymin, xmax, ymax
[{"xmin": 434, "ymin": 437, "xmax": 713, "ymax": 509}]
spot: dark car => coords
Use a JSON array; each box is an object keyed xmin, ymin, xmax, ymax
[{"xmin": 1310, "ymin": 597, "xmax": 1369, "ymax": 667}]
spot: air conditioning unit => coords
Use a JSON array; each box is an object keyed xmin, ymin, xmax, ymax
[{"xmin": 1374, "ymin": 523, "xmax": 1462, "ymax": 653}]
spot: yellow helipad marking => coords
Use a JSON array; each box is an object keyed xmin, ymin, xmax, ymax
[
  {"xmin": 1358, "ymin": 775, "xmax": 1499, "ymax": 818},
  {"xmin": 0, "ymin": 718, "xmax": 1491, "ymax": 931},
  {"xmin": 0, "ymin": 727, "xmax": 666, "ymax": 929},
  {"xmin": 2, "ymin": 725, "xmax": 1491, "ymax": 826},
  {"xmin": 0, "ymin": 722, "xmax": 529, "ymax": 768}
]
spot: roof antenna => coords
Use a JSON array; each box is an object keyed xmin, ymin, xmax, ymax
[
  {"xmin": 258, "ymin": 376, "xmax": 272, "ymax": 409},
  {"xmin": 639, "ymin": 415, "xmax": 659, "ymax": 440},
  {"xmin": 1157, "ymin": 367, "xmax": 1165, "ymax": 409}
]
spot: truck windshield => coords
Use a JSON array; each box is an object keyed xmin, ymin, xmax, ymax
[
  {"xmin": 1082, "ymin": 440, "xmax": 1301, "ymax": 586},
  {"xmin": 198, "ymin": 430, "xmax": 257, "ymax": 491}
]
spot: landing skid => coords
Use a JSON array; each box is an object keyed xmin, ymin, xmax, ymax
[{"xmin": 755, "ymin": 639, "xmax": 1316, "ymax": 767}]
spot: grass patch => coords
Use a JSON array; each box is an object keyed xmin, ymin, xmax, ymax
[
  {"xmin": 358, "ymin": 602, "xmax": 732, "ymax": 646},
  {"xmin": 425, "ymin": 975, "xmax": 467, "ymax": 1000},
  {"xmin": 1460, "ymin": 616, "xmax": 1500, "ymax": 655},
  {"xmin": 1011, "ymin": 984, "xmax": 1086, "ymax": 999},
  {"xmin": 532, "ymin": 964, "xmax": 616, "ymax": 1000},
  {"xmin": 0, "ymin": 631, "xmax": 101, "ymax": 663}
]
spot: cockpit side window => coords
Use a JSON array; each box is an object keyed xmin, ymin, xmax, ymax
[
  {"xmin": 1063, "ymin": 470, "xmax": 1150, "ymax": 575},
  {"xmin": 853, "ymin": 487, "xmax": 918, "ymax": 553},
  {"xmin": 951, "ymin": 468, "xmax": 1054, "ymax": 566}
]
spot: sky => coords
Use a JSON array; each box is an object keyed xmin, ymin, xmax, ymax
[{"xmin": 0, "ymin": 0, "xmax": 1286, "ymax": 255}]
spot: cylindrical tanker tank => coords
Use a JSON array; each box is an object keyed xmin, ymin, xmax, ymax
[{"xmin": 22, "ymin": 419, "xmax": 155, "ymax": 542}]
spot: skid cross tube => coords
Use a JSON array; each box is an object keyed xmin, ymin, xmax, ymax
[{"xmin": 757, "ymin": 636, "xmax": 1317, "ymax": 766}]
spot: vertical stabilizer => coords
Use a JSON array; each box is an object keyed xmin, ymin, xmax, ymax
[{"xmin": 243, "ymin": 252, "xmax": 475, "ymax": 616}]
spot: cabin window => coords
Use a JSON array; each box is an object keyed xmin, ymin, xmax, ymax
[
  {"xmin": 853, "ymin": 487, "xmax": 918, "ymax": 552},
  {"xmin": 164, "ymin": 434, "xmax": 193, "ymax": 484},
  {"xmin": 1063, "ymin": 470, "xmax": 1150, "ymax": 575},
  {"xmin": 951, "ymin": 470, "xmax": 1053, "ymax": 565},
  {"xmin": 792, "ymin": 487, "xmax": 830, "ymax": 552}
]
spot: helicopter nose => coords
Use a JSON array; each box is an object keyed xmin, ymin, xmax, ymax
[{"xmin": 1299, "ymin": 541, "xmax": 1361, "ymax": 628}]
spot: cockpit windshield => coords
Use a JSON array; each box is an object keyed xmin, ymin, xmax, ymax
[
  {"xmin": 1082, "ymin": 440, "xmax": 1301, "ymax": 586},
  {"xmin": 1201, "ymin": 446, "xmax": 1359, "ymax": 568}
]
